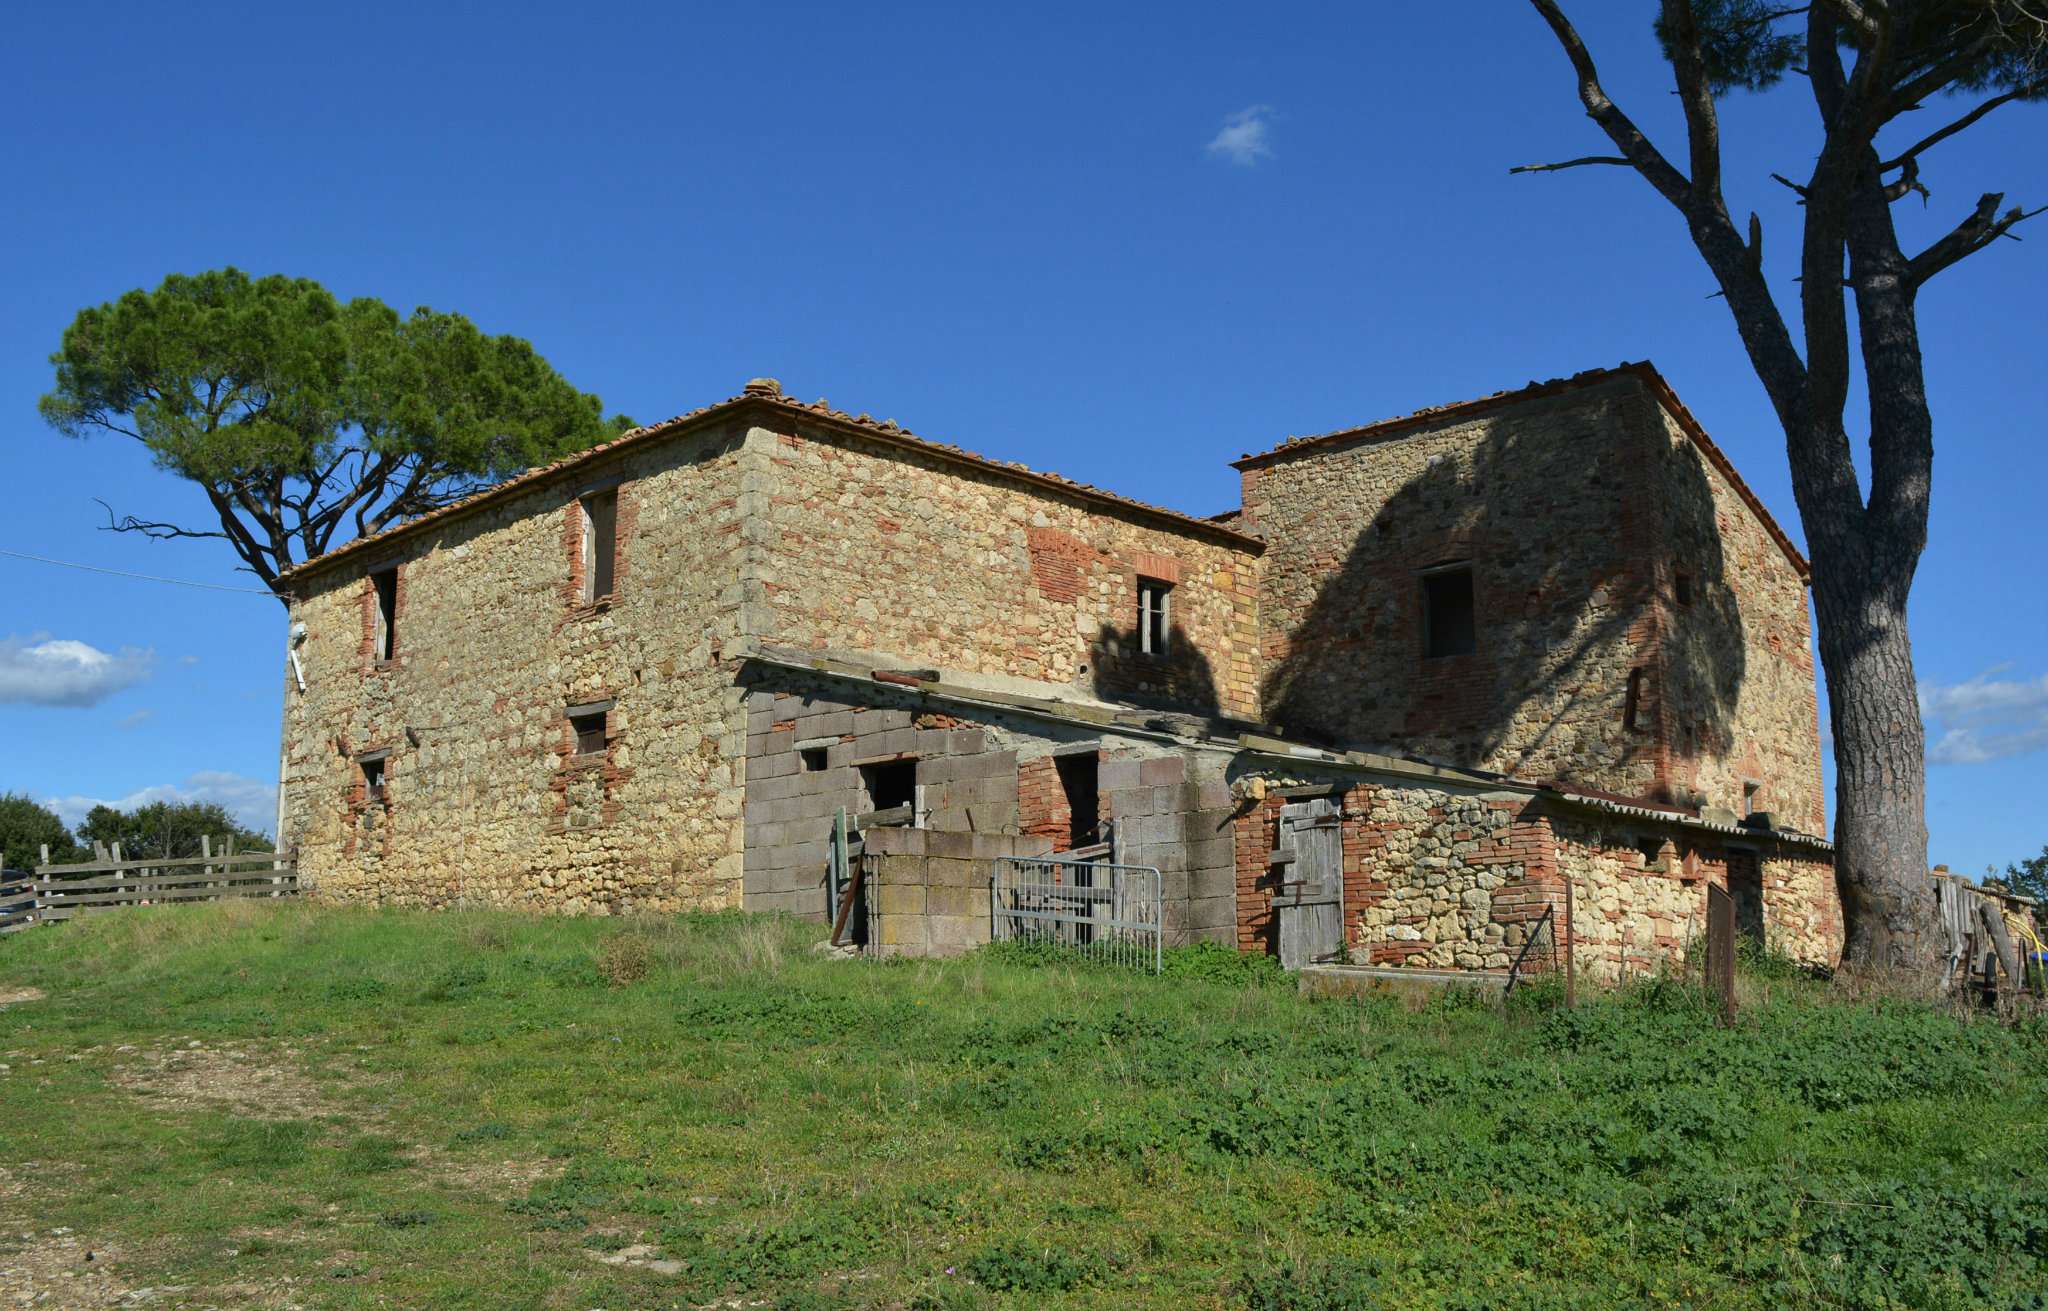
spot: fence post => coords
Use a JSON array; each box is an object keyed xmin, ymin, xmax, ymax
[{"xmin": 1707, "ymin": 882, "xmax": 1737, "ymax": 1026}]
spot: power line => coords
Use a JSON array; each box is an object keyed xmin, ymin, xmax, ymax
[{"xmin": 0, "ymin": 547, "xmax": 280, "ymax": 597}]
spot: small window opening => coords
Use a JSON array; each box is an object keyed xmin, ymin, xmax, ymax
[
  {"xmin": 571, "ymin": 709, "xmax": 607, "ymax": 756},
  {"xmin": 371, "ymin": 568, "xmax": 398, "ymax": 662},
  {"xmin": 1137, "ymin": 578, "xmax": 1172, "ymax": 656},
  {"xmin": 1742, "ymin": 780, "xmax": 1762, "ymax": 817},
  {"xmin": 1624, "ymin": 667, "xmax": 1647, "ymax": 731},
  {"xmin": 799, "ymin": 746, "xmax": 829, "ymax": 772},
  {"xmin": 1055, "ymin": 752, "xmax": 1100, "ymax": 850},
  {"xmin": 1422, "ymin": 565, "xmax": 1476, "ymax": 658},
  {"xmin": 582, "ymin": 489, "xmax": 618, "ymax": 603},
  {"xmin": 361, "ymin": 757, "xmax": 386, "ymax": 803},
  {"xmin": 1636, "ymin": 837, "xmax": 1664, "ymax": 867},
  {"xmin": 859, "ymin": 760, "xmax": 919, "ymax": 822},
  {"xmin": 1674, "ymin": 571, "xmax": 1694, "ymax": 607}
]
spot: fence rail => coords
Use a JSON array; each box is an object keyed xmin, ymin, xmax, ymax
[
  {"xmin": 991, "ymin": 856, "xmax": 1162, "ymax": 973},
  {"xmin": 5, "ymin": 842, "xmax": 297, "ymax": 934}
]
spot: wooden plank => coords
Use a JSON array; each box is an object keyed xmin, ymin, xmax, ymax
[
  {"xmin": 1979, "ymin": 899, "xmax": 2020, "ymax": 986},
  {"xmin": 35, "ymin": 851, "xmax": 287, "ymax": 876},
  {"xmin": 39, "ymin": 870, "xmax": 296, "ymax": 895},
  {"xmin": 41, "ymin": 882, "xmax": 298, "ymax": 910}
]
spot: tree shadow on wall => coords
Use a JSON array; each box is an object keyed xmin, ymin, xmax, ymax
[
  {"xmin": 1089, "ymin": 621, "xmax": 1221, "ymax": 719},
  {"xmin": 1259, "ymin": 387, "xmax": 1745, "ymax": 804}
]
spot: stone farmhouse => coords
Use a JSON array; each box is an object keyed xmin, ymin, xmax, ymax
[{"xmin": 274, "ymin": 363, "xmax": 1841, "ymax": 979}]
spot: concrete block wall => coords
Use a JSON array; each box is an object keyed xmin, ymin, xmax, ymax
[
  {"xmin": 862, "ymin": 827, "xmax": 1054, "ymax": 958},
  {"xmin": 1101, "ymin": 753, "xmax": 1239, "ymax": 945}
]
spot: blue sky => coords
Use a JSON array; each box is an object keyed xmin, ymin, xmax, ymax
[{"xmin": 1, "ymin": 3, "xmax": 2041, "ymax": 873}]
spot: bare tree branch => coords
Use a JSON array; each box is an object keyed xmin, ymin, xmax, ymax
[
  {"xmin": 1908, "ymin": 193, "xmax": 2048, "ymax": 284},
  {"xmin": 94, "ymin": 498, "xmax": 230, "ymax": 543},
  {"xmin": 1524, "ymin": 0, "xmax": 1696, "ymax": 209},
  {"xmin": 1880, "ymin": 77, "xmax": 2048, "ymax": 170},
  {"xmin": 1508, "ymin": 155, "xmax": 1632, "ymax": 174}
]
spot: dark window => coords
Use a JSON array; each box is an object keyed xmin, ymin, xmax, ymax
[
  {"xmin": 1625, "ymin": 667, "xmax": 1647, "ymax": 731},
  {"xmin": 1055, "ymin": 752, "xmax": 1100, "ymax": 849},
  {"xmin": 1636, "ymin": 838, "xmax": 1663, "ymax": 866},
  {"xmin": 582, "ymin": 489, "xmax": 618, "ymax": 603},
  {"xmin": 1137, "ymin": 578, "xmax": 1172, "ymax": 655},
  {"xmin": 859, "ymin": 760, "xmax": 919, "ymax": 821},
  {"xmin": 799, "ymin": 746, "xmax": 829, "ymax": 772},
  {"xmin": 1743, "ymin": 781, "xmax": 1762, "ymax": 816},
  {"xmin": 1674, "ymin": 571, "xmax": 1694, "ymax": 607},
  {"xmin": 1421, "ymin": 565, "xmax": 1476, "ymax": 658},
  {"xmin": 361, "ymin": 757, "xmax": 386, "ymax": 803},
  {"xmin": 371, "ymin": 568, "xmax": 398, "ymax": 662},
  {"xmin": 571, "ymin": 710, "xmax": 607, "ymax": 756}
]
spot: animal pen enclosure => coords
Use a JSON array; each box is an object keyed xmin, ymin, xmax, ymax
[
  {"xmin": 991, "ymin": 855, "xmax": 1163, "ymax": 973},
  {"xmin": 2, "ymin": 840, "xmax": 298, "ymax": 934}
]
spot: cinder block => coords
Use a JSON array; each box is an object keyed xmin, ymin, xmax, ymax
[
  {"xmin": 966, "ymin": 803, "xmax": 1015, "ymax": 832},
  {"xmin": 927, "ymin": 882, "xmax": 985, "ymax": 918},
  {"xmin": 1139, "ymin": 756, "xmax": 1186, "ymax": 787},
  {"xmin": 851, "ymin": 707, "xmax": 913, "ymax": 736},
  {"xmin": 929, "ymin": 807, "xmax": 972, "ymax": 831},
  {"xmin": 925, "ymin": 830, "xmax": 977, "ymax": 860},
  {"xmin": 947, "ymin": 728, "xmax": 989, "ymax": 754},
  {"xmin": 802, "ymin": 709, "xmax": 852, "ymax": 738},
  {"xmin": 1099, "ymin": 758, "xmax": 1142, "ymax": 791},
  {"xmin": 927, "ymin": 913, "xmax": 990, "ymax": 954},
  {"xmin": 877, "ymin": 882, "xmax": 927, "ymax": 917},
  {"xmin": 1195, "ymin": 779, "xmax": 1234, "ymax": 810},
  {"xmin": 750, "ymin": 750, "xmax": 799, "ymax": 781}
]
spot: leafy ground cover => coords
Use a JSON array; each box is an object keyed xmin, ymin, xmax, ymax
[{"xmin": 0, "ymin": 903, "xmax": 2042, "ymax": 1309}]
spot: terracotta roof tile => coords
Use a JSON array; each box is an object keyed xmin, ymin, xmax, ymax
[{"xmin": 278, "ymin": 383, "xmax": 1262, "ymax": 583}]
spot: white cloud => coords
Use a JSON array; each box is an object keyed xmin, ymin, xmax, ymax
[
  {"xmin": 1206, "ymin": 105, "xmax": 1276, "ymax": 166},
  {"xmin": 1919, "ymin": 666, "xmax": 2048, "ymax": 764},
  {"xmin": 43, "ymin": 771, "xmax": 278, "ymax": 839},
  {"xmin": 115, "ymin": 709, "xmax": 155, "ymax": 730},
  {"xmin": 0, "ymin": 634, "xmax": 153, "ymax": 707}
]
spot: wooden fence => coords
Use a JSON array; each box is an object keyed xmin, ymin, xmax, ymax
[{"xmin": 2, "ymin": 839, "xmax": 297, "ymax": 934}]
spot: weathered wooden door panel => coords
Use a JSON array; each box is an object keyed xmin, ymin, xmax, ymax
[{"xmin": 1274, "ymin": 798, "xmax": 1344, "ymax": 969}]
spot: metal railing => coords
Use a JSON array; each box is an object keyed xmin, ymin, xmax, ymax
[{"xmin": 991, "ymin": 856, "xmax": 1162, "ymax": 973}]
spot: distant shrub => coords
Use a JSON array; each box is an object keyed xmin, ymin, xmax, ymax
[{"xmin": 597, "ymin": 932, "xmax": 651, "ymax": 988}]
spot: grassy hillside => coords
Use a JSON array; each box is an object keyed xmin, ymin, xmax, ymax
[{"xmin": 0, "ymin": 904, "xmax": 2043, "ymax": 1310}]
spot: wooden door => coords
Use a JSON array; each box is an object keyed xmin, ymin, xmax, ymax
[{"xmin": 1274, "ymin": 798, "xmax": 1345, "ymax": 969}]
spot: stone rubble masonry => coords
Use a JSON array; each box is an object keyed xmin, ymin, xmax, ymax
[
  {"xmin": 281, "ymin": 424, "xmax": 752, "ymax": 912},
  {"xmin": 751, "ymin": 415, "xmax": 1261, "ymax": 721},
  {"xmin": 277, "ymin": 366, "xmax": 1835, "ymax": 975},
  {"xmin": 1232, "ymin": 765, "xmax": 1840, "ymax": 977},
  {"xmin": 1240, "ymin": 369, "xmax": 1825, "ymax": 831}
]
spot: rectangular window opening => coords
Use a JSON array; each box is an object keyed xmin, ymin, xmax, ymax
[
  {"xmin": 1137, "ymin": 577, "xmax": 1172, "ymax": 656},
  {"xmin": 1674, "ymin": 571, "xmax": 1694, "ymax": 608},
  {"xmin": 859, "ymin": 760, "xmax": 919, "ymax": 822},
  {"xmin": 360, "ymin": 757, "xmax": 385, "ymax": 803},
  {"xmin": 582, "ymin": 489, "xmax": 618, "ymax": 603},
  {"xmin": 571, "ymin": 710, "xmax": 607, "ymax": 757},
  {"xmin": 1054, "ymin": 752, "xmax": 1100, "ymax": 850},
  {"xmin": 1742, "ymin": 780, "xmax": 1762, "ymax": 816},
  {"xmin": 799, "ymin": 746, "xmax": 829, "ymax": 772},
  {"xmin": 1624, "ymin": 667, "xmax": 1647, "ymax": 731},
  {"xmin": 1421, "ymin": 564, "xmax": 1476, "ymax": 659},
  {"xmin": 371, "ymin": 568, "xmax": 398, "ymax": 662}
]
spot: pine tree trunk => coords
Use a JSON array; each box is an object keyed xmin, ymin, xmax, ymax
[{"xmin": 1809, "ymin": 545, "xmax": 1942, "ymax": 974}]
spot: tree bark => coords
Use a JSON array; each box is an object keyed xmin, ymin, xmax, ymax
[{"xmin": 1807, "ymin": 518, "xmax": 1941, "ymax": 973}]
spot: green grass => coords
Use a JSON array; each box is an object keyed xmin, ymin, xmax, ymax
[{"xmin": 0, "ymin": 902, "xmax": 2043, "ymax": 1309}]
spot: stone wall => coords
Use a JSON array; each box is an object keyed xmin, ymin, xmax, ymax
[
  {"xmin": 1240, "ymin": 369, "xmax": 1825, "ymax": 829},
  {"xmin": 751, "ymin": 415, "xmax": 1262, "ymax": 720},
  {"xmin": 279, "ymin": 424, "xmax": 752, "ymax": 911},
  {"xmin": 1229, "ymin": 764, "xmax": 1838, "ymax": 979},
  {"xmin": 740, "ymin": 668, "xmax": 1239, "ymax": 944},
  {"xmin": 1242, "ymin": 375, "xmax": 1665, "ymax": 796},
  {"xmin": 1646, "ymin": 403, "xmax": 1827, "ymax": 832}
]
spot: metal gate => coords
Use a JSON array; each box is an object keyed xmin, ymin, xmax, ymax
[{"xmin": 991, "ymin": 856, "xmax": 1163, "ymax": 973}]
